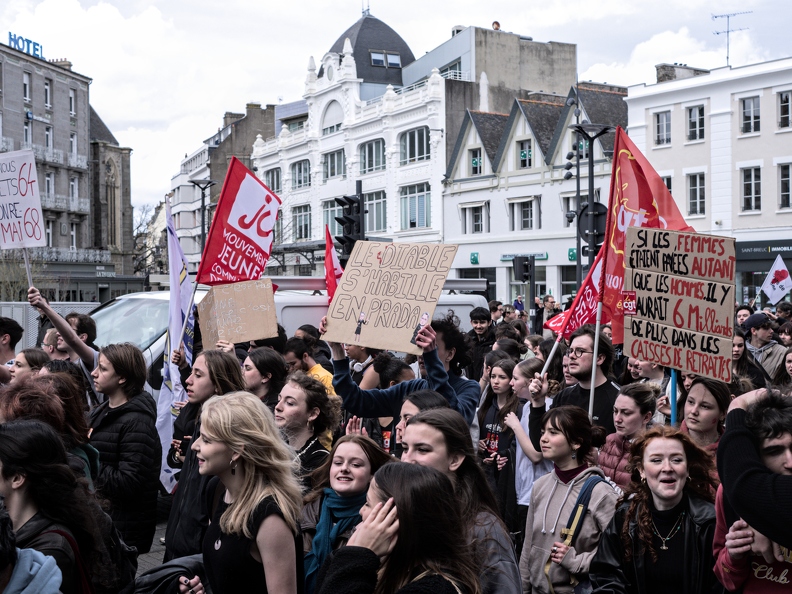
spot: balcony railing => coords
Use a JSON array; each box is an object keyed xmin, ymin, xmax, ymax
[
  {"xmin": 40, "ymin": 193, "xmax": 69, "ymax": 211},
  {"xmin": 0, "ymin": 137, "xmax": 13, "ymax": 152},
  {"xmin": 0, "ymin": 247, "xmax": 111, "ymax": 264},
  {"xmin": 33, "ymin": 145, "xmax": 64, "ymax": 164},
  {"xmin": 71, "ymin": 197, "xmax": 90, "ymax": 213},
  {"xmin": 68, "ymin": 154, "xmax": 88, "ymax": 169}
]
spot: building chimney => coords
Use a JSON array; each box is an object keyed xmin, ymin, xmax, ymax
[
  {"xmin": 49, "ymin": 58, "xmax": 72, "ymax": 70},
  {"xmin": 655, "ymin": 63, "xmax": 710, "ymax": 83}
]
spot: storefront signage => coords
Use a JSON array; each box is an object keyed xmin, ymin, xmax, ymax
[{"xmin": 500, "ymin": 253, "xmax": 548, "ymax": 261}]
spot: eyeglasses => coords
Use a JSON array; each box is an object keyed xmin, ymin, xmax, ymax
[{"xmin": 568, "ymin": 347, "xmax": 594, "ymax": 359}]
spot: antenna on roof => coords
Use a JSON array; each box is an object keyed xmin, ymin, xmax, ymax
[
  {"xmin": 362, "ymin": 0, "xmax": 370, "ymax": 16},
  {"xmin": 712, "ymin": 11, "xmax": 751, "ymax": 66}
]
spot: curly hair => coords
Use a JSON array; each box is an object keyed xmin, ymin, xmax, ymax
[
  {"xmin": 304, "ymin": 434, "xmax": 393, "ymax": 503},
  {"xmin": 285, "ymin": 371, "xmax": 340, "ymax": 437},
  {"xmin": 200, "ymin": 392, "xmax": 303, "ymax": 538},
  {"xmin": 618, "ymin": 425, "xmax": 718, "ymax": 563}
]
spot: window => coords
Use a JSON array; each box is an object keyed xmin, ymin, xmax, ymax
[
  {"xmin": 69, "ymin": 177, "xmax": 78, "ymax": 199},
  {"xmin": 400, "ymin": 127, "xmax": 430, "ymax": 165},
  {"xmin": 661, "ymin": 176, "xmax": 672, "ymax": 193},
  {"xmin": 688, "ymin": 173, "xmax": 705, "ymax": 215},
  {"xmin": 461, "ymin": 203, "xmax": 489, "ymax": 234},
  {"xmin": 510, "ymin": 199, "xmax": 540, "ymax": 231},
  {"xmin": 273, "ymin": 217, "xmax": 283, "ymax": 245},
  {"xmin": 387, "ymin": 54, "xmax": 401, "ymax": 68},
  {"xmin": 69, "ymin": 89, "xmax": 76, "ymax": 115},
  {"xmin": 23, "ymin": 72, "xmax": 31, "ymax": 102},
  {"xmin": 780, "ymin": 164, "xmax": 790, "ymax": 209},
  {"xmin": 655, "ymin": 111, "xmax": 671, "ymax": 145},
  {"xmin": 44, "ymin": 127, "xmax": 52, "ymax": 149},
  {"xmin": 518, "ymin": 140, "xmax": 532, "ymax": 168},
  {"xmin": 742, "ymin": 168, "xmax": 761, "ymax": 211},
  {"xmin": 44, "ymin": 79, "xmax": 52, "ymax": 108},
  {"xmin": 70, "ymin": 223, "xmax": 77, "ymax": 250},
  {"xmin": 400, "ymin": 183, "xmax": 431, "ymax": 229},
  {"xmin": 291, "ymin": 160, "xmax": 311, "ymax": 189},
  {"xmin": 323, "ymin": 201, "xmax": 342, "ymax": 236},
  {"xmin": 45, "ymin": 220, "xmax": 52, "ymax": 247},
  {"xmin": 322, "ymin": 123, "xmax": 341, "ymax": 135},
  {"xmin": 688, "ymin": 106, "xmax": 704, "ymax": 140},
  {"xmin": 23, "ymin": 122, "xmax": 31, "ymax": 145},
  {"xmin": 742, "ymin": 97, "xmax": 760, "ymax": 133},
  {"xmin": 562, "ymin": 195, "xmax": 578, "ymax": 228},
  {"xmin": 780, "ymin": 92, "xmax": 791, "ymax": 128},
  {"xmin": 371, "ymin": 52, "xmax": 385, "ymax": 66},
  {"xmin": 323, "ymin": 150, "xmax": 345, "ymax": 180},
  {"xmin": 264, "ymin": 168, "xmax": 281, "ymax": 193},
  {"xmin": 364, "ymin": 191, "xmax": 386, "ymax": 232},
  {"xmin": 69, "ymin": 133, "xmax": 77, "ymax": 155},
  {"xmin": 287, "ymin": 120, "xmax": 305, "ymax": 132},
  {"xmin": 292, "ymin": 204, "xmax": 311, "ymax": 241},
  {"xmin": 440, "ymin": 61, "xmax": 461, "ymax": 76},
  {"xmin": 360, "ymin": 139, "xmax": 385, "ymax": 173},
  {"xmin": 470, "ymin": 148, "xmax": 482, "ymax": 176},
  {"xmin": 44, "ymin": 173, "xmax": 54, "ymax": 196}
]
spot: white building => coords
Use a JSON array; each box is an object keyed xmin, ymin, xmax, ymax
[
  {"xmin": 626, "ymin": 59, "xmax": 792, "ymax": 306},
  {"xmin": 248, "ymin": 13, "xmax": 577, "ymax": 277},
  {"xmin": 170, "ymin": 145, "xmax": 211, "ymax": 272},
  {"xmin": 443, "ymin": 83, "xmax": 627, "ymax": 302}
]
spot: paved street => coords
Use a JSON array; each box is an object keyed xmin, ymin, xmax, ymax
[{"xmin": 136, "ymin": 494, "xmax": 172, "ymax": 577}]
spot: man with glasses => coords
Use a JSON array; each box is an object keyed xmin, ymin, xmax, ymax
[
  {"xmin": 533, "ymin": 294, "xmax": 560, "ymax": 338},
  {"xmin": 501, "ymin": 304, "xmax": 518, "ymax": 323},
  {"xmin": 744, "ymin": 312, "xmax": 786, "ymax": 378},
  {"xmin": 527, "ymin": 325, "xmax": 620, "ymax": 449},
  {"xmin": 41, "ymin": 328, "xmax": 68, "ymax": 361}
]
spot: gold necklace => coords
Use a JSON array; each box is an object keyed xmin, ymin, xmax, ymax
[{"xmin": 651, "ymin": 510, "xmax": 685, "ymax": 550}]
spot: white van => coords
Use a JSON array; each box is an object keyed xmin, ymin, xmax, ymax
[{"xmin": 90, "ymin": 277, "xmax": 488, "ymax": 396}]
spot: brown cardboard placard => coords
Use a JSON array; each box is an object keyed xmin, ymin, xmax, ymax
[
  {"xmin": 623, "ymin": 227, "xmax": 735, "ymax": 382},
  {"xmin": 322, "ymin": 241, "xmax": 458, "ymax": 355},
  {"xmin": 197, "ymin": 278, "xmax": 277, "ymax": 348}
]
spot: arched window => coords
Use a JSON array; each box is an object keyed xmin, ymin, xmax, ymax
[{"xmin": 322, "ymin": 101, "xmax": 343, "ymax": 136}]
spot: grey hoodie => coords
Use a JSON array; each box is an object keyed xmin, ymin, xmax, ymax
[{"xmin": 519, "ymin": 466, "xmax": 617, "ymax": 594}]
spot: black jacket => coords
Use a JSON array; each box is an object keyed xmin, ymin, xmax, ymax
[
  {"xmin": 16, "ymin": 513, "xmax": 79, "ymax": 594},
  {"xmin": 89, "ymin": 392, "xmax": 161, "ymax": 554},
  {"xmin": 589, "ymin": 494, "xmax": 722, "ymax": 594},
  {"xmin": 164, "ymin": 414, "xmax": 212, "ymax": 561},
  {"xmin": 466, "ymin": 326, "xmax": 495, "ymax": 382}
]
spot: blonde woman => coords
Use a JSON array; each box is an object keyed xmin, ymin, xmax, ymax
[{"xmin": 179, "ymin": 392, "xmax": 303, "ymax": 594}]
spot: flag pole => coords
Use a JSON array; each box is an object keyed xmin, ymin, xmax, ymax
[
  {"xmin": 670, "ymin": 369, "xmax": 678, "ymax": 426},
  {"xmin": 22, "ymin": 248, "xmax": 33, "ymax": 288}
]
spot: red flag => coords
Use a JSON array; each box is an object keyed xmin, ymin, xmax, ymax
[
  {"xmin": 195, "ymin": 157, "xmax": 281, "ymax": 285},
  {"xmin": 544, "ymin": 249, "xmax": 606, "ymax": 338},
  {"xmin": 599, "ymin": 128, "xmax": 693, "ymax": 343},
  {"xmin": 324, "ymin": 225, "xmax": 343, "ymax": 304}
]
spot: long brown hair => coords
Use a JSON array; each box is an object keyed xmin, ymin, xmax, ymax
[
  {"xmin": 476, "ymin": 358, "xmax": 518, "ymax": 433},
  {"xmin": 619, "ymin": 425, "xmax": 718, "ymax": 563}
]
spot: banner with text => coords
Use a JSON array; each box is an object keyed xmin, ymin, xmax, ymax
[
  {"xmin": 197, "ymin": 279, "xmax": 278, "ymax": 348},
  {"xmin": 195, "ymin": 157, "xmax": 281, "ymax": 285},
  {"xmin": 623, "ymin": 227, "xmax": 735, "ymax": 382},
  {"xmin": 323, "ymin": 241, "xmax": 458, "ymax": 355},
  {"xmin": 0, "ymin": 149, "xmax": 46, "ymax": 249}
]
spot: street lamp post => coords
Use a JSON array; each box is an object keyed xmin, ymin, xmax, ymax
[
  {"xmin": 568, "ymin": 123, "xmax": 614, "ymax": 267},
  {"xmin": 190, "ymin": 179, "xmax": 218, "ymax": 253}
]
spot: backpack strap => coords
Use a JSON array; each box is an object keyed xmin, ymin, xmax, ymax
[
  {"xmin": 560, "ymin": 475, "xmax": 608, "ymax": 547},
  {"xmin": 43, "ymin": 529, "xmax": 95, "ymax": 594}
]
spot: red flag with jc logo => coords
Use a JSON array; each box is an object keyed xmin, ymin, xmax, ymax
[{"xmin": 196, "ymin": 157, "xmax": 281, "ymax": 285}]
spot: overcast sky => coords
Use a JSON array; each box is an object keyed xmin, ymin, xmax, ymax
[{"xmin": 3, "ymin": 0, "xmax": 790, "ymax": 210}]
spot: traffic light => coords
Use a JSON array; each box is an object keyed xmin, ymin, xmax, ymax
[
  {"xmin": 577, "ymin": 202, "xmax": 607, "ymax": 256},
  {"xmin": 512, "ymin": 256, "xmax": 533, "ymax": 282},
  {"xmin": 334, "ymin": 181, "xmax": 365, "ymax": 268}
]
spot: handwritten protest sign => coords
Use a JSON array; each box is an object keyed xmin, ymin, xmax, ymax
[
  {"xmin": 623, "ymin": 227, "xmax": 735, "ymax": 382},
  {"xmin": 0, "ymin": 150, "xmax": 46, "ymax": 249},
  {"xmin": 323, "ymin": 241, "xmax": 458, "ymax": 355},
  {"xmin": 197, "ymin": 279, "xmax": 277, "ymax": 348}
]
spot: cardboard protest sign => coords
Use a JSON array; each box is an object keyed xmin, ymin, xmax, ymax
[
  {"xmin": 197, "ymin": 279, "xmax": 277, "ymax": 348},
  {"xmin": 622, "ymin": 227, "xmax": 735, "ymax": 382},
  {"xmin": 323, "ymin": 241, "xmax": 458, "ymax": 355},
  {"xmin": 0, "ymin": 149, "xmax": 46, "ymax": 248}
]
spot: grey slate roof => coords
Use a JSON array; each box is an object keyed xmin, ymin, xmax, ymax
[
  {"xmin": 574, "ymin": 83, "xmax": 628, "ymax": 154},
  {"xmin": 469, "ymin": 111, "xmax": 510, "ymax": 165},
  {"xmin": 323, "ymin": 14, "xmax": 415, "ymax": 87},
  {"xmin": 90, "ymin": 106, "xmax": 118, "ymax": 145},
  {"xmin": 516, "ymin": 95, "xmax": 567, "ymax": 165}
]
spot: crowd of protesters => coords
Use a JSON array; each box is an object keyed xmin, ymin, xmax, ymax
[{"xmin": 0, "ymin": 285, "xmax": 790, "ymax": 594}]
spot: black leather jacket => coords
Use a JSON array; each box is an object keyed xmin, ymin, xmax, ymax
[{"xmin": 589, "ymin": 493, "xmax": 723, "ymax": 594}]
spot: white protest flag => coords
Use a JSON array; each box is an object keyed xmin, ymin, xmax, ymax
[
  {"xmin": 157, "ymin": 197, "xmax": 195, "ymax": 492},
  {"xmin": 761, "ymin": 254, "xmax": 792, "ymax": 305}
]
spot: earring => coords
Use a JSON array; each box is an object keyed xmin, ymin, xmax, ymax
[
  {"xmin": 571, "ymin": 450, "xmax": 577, "ymax": 460},
  {"xmin": 641, "ymin": 476, "xmax": 646, "ymax": 484},
  {"xmin": 230, "ymin": 459, "xmax": 236, "ymax": 475}
]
